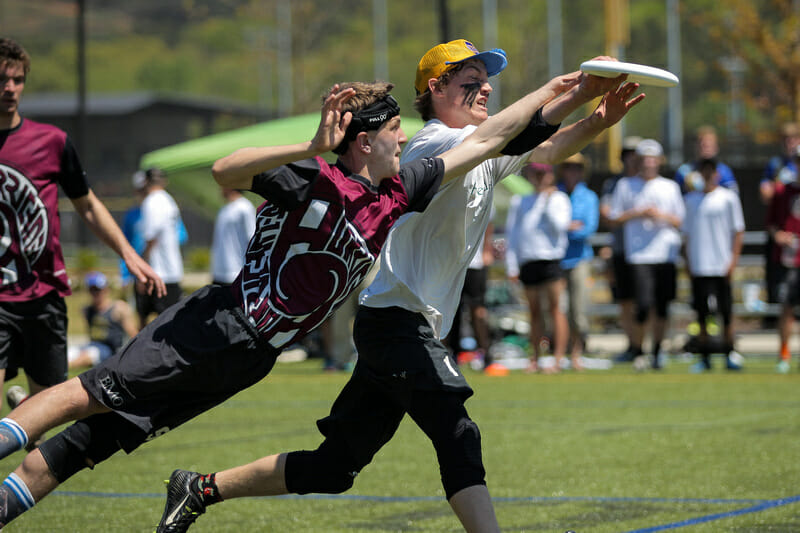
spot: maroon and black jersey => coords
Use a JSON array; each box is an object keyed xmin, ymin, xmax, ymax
[
  {"xmin": 0, "ymin": 118, "xmax": 89, "ymax": 302},
  {"xmin": 232, "ymin": 155, "xmax": 444, "ymax": 349}
]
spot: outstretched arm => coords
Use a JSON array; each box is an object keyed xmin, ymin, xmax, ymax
[
  {"xmin": 529, "ymin": 81, "xmax": 646, "ymax": 165},
  {"xmin": 439, "ymin": 73, "xmax": 581, "ymax": 183},
  {"xmin": 540, "ymin": 56, "xmax": 628, "ymax": 125},
  {"xmin": 212, "ymin": 86, "xmax": 355, "ymax": 189}
]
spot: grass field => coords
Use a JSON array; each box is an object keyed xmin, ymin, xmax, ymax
[{"xmin": 0, "ymin": 356, "xmax": 798, "ymax": 532}]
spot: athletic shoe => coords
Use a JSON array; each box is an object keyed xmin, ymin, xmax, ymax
[
  {"xmin": 689, "ymin": 360, "xmax": 711, "ymax": 373},
  {"xmin": 725, "ymin": 351, "xmax": 744, "ymax": 371},
  {"xmin": 5, "ymin": 386, "xmax": 27, "ymax": 410},
  {"xmin": 776, "ymin": 360, "xmax": 791, "ymax": 374},
  {"xmin": 156, "ymin": 469, "xmax": 206, "ymax": 533},
  {"xmin": 613, "ymin": 349, "xmax": 635, "ymax": 363},
  {"xmin": 632, "ymin": 355, "xmax": 650, "ymax": 372}
]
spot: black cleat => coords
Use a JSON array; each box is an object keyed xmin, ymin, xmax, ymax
[{"xmin": 156, "ymin": 469, "xmax": 206, "ymax": 533}]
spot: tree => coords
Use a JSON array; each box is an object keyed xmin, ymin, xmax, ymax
[{"xmin": 686, "ymin": 0, "xmax": 800, "ymax": 127}]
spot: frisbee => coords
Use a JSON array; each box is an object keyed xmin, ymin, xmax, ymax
[{"xmin": 580, "ymin": 59, "xmax": 680, "ymax": 87}]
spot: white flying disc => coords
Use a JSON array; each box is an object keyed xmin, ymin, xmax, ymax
[{"xmin": 580, "ymin": 60, "xmax": 680, "ymax": 87}]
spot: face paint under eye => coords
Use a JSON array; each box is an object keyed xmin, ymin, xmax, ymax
[{"xmin": 460, "ymin": 82, "xmax": 482, "ymax": 108}]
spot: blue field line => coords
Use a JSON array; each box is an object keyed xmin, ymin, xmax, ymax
[
  {"xmin": 625, "ymin": 493, "xmax": 800, "ymax": 532},
  {"xmin": 53, "ymin": 490, "xmax": 769, "ymax": 506}
]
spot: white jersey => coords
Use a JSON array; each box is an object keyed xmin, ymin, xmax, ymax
[
  {"xmin": 140, "ymin": 189, "xmax": 183, "ymax": 283},
  {"xmin": 211, "ymin": 196, "xmax": 257, "ymax": 283},
  {"xmin": 609, "ymin": 175, "xmax": 684, "ymax": 264},
  {"xmin": 683, "ymin": 186, "xmax": 745, "ymax": 276},
  {"xmin": 504, "ymin": 190, "xmax": 571, "ymax": 277},
  {"xmin": 360, "ymin": 119, "xmax": 531, "ymax": 338}
]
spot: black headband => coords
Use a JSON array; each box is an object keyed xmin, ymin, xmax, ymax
[{"xmin": 333, "ymin": 95, "xmax": 401, "ymax": 155}]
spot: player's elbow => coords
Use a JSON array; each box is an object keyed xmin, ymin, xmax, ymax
[{"xmin": 211, "ymin": 159, "xmax": 232, "ymax": 186}]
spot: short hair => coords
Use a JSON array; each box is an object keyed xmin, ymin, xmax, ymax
[
  {"xmin": 0, "ymin": 38, "xmax": 31, "ymax": 76},
  {"xmin": 144, "ymin": 167, "xmax": 165, "ymax": 185},
  {"xmin": 695, "ymin": 125, "xmax": 717, "ymax": 139},
  {"xmin": 326, "ymin": 81, "xmax": 396, "ymax": 155},
  {"xmin": 412, "ymin": 60, "xmax": 474, "ymax": 121},
  {"xmin": 325, "ymin": 81, "xmax": 395, "ymax": 117}
]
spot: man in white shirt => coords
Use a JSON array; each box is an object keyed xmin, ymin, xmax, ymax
[
  {"xmin": 210, "ymin": 187, "xmax": 256, "ymax": 285},
  {"xmin": 137, "ymin": 167, "xmax": 184, "ymax": 326},
  {"xmin": 609, "ymin": 139, "xmax": 685, "ymax": 369},
  {"xmin": 683, "ymin": 158, "xmax": 745, "ymax": 372},
  {"xmin": 347, "ymin": 41, "xmax": 644, "ymax": 530}
]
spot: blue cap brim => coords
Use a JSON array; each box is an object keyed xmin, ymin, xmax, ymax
[{"xmin": 447, "ymin": 48, "xmax": 508, "ymax": 77}]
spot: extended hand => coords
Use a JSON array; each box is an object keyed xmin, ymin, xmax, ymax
[
  {"xmin": 128, "ymin": 255, "xmax": 166, "ymax": 297},
  {"xmin": 545, "ymin": 71, "xmax": 583, "ymax": 97},
  {"xmin": 310, "ymin": 85, "xmax": 356, "ymax": 153},
  {"xmin": 594, "ymin": 81, "xmax": 646, "ymax": 127},
  {"xmin": 577, "ymin": 56, "xmax": 629, "ymax": 98}
]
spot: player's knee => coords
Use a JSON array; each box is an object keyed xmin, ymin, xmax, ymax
[
  {"xmin": 438, "ymin": 417, "xmax": 486, "ymax": 499},
  {"xmin": 38, "ymin": 415, "xmax": 122, "ymax": 483},
  {"xmin": 285, "ymin": 444, "xmax": 359, "ymax": 495}
]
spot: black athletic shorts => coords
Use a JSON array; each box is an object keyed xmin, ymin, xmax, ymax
[
  {"xmin": 778, "ymin": 267, "xmax": 800, "ymax": 306},
  {"xmin": 303, "ymin": 306, "xmax": 475, "ymax": 477},
  {"xmin": 135, "ymin": 282, "xmax": 182, "ymax": 319},
  {"xmin": 0, "ymin": 291, "xmax": 68, "ymax": 386},
  {"xmin": 461, "ymin": 268, "xmax": 487, "ymax": 308},
  {"xmin": 611, "ymin": 252, "xmax": 635, "ymax": 300},
  {"xmin": 631, "ymin": 262, "xmax": 677, "ymax": 319},
  {"xmin": 691, "ymin": 276, "xmax": 733, "ymax": 325},
  {"xmin": 519, "ymin": 259, "xmax": 563, "ymax": 287},
  {"xmin": 79, "ymin": 284, "xmax": 277, "ymax": 452}
]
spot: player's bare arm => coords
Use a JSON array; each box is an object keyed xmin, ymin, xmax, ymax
[
  {"xmin": 212, "ymin": 86, "xmax": 355, "ymax": 190},
  {"xmin": 439, "ymin": 72, "xmax": 581, "ymax": 183},
  {"xmin": 530, "ymin": 81, "xmax": 645, "ymax": 165},
  {"xmin": 70, "ymin": 191, "xmax": 166, "ymax": 297}
]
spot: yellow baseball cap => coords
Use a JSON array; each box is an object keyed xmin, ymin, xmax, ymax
[{"xmin": 414, "ymin": 39, "xmax": 508, "ymax": 94}]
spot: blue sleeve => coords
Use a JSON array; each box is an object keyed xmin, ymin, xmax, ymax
[{"xmin": 569, "ymin": 189, "xmax": 599, "ymax": 240}]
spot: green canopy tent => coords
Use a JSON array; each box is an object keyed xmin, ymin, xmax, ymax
[
  {"xmin": 137, "ymin": 112, "xmax": 426, "ymax": 215},
  {"xmin": 138, "ymin": 111, "xmax": 531, "ymax": 222},
  {"xmin": 140, "ymin": 112, "xmax": 427, "ymax": 174}
]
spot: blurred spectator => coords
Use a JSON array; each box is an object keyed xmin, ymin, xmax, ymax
[
  {"xmin": 609, "ymin": 139, "xmax": 684, "ymax": 369},
  {"xmin": 682, "ymin": 158, "xmax": 745, "ymax": 372},
  {"xmin": 674, "ymin": 125, "xmax": 738, "ymax": 195},
  {"xmin": 557, "ymin": 152, "xmax": 598, "ymax": 368},
  {"xmin": 761, "ymin": 122, "xmax": 800, "ymax": 205},
  {"xmin": 119, "ymin": 171, "xmax": 148, "ymax": 293},
  {"xmin": 136, "ymin": 167, "xmax": 184, "ymax": 327},
  {"xmin": 447, "ymin": 216, "xmax": 494, "ymax": 368},
  {"xmin": 766, "ymin": 145, "xmax": 800, "ymax": 374},
  {"xmin": 505, "ymin": 162, "xmax": 571, "ymax": 373},
  {"xmin": 761, "ymin": 122, "xmax": 800, "ymax": 308},
  {"xmin": 67, "ymin": 272, "xmax": 138, "ymax": 370},
  {"xmin": 599, "ymin": 136, "xmax": 641, "ymax": 361},
  {"xmin": 211, "ymin": 187, "xmax": 256, "ymax": 285}
]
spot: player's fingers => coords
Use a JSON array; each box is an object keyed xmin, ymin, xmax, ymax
[
  {"xmin": 340, "ymin": 110, "xmax": 353, "ymax": 130},
  {"xmin": 626, "ymin": 93, "xmax": 647, "ymax": 108}
]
